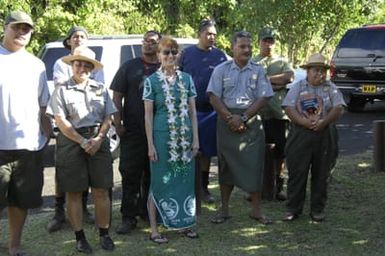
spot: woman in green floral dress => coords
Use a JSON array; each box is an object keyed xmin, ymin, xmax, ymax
[{"xmin": 143, "ymin": 36, "xmax": 199, "ymax": 244}]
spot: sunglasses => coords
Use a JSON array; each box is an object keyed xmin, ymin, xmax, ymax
[
  {"xmin": 73, "ymin": 61, "xmax": 94, "ymax": 69},
  {"xmin": 162, "ymin": 49, "xmax": 178, "ymax": 56},
  {"xmin": 10, "ymin": 23, "xmax": 33, "ymax": 34}
]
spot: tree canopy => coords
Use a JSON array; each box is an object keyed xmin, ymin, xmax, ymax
[{"xmin": 1, "ymin": 0, "xmax": 384, "ymax": 65}]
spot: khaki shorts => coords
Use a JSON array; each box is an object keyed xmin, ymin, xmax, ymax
[
  {"xmin": 0, "ymin": 149, "xmax": 44, "ymax": 210},
  {"xmin": 55, "ymin": 130, "xmax": 113, "ymax": 192}
]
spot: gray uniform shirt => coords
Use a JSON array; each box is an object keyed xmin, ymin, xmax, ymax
[
  {"xmin": 207, "ymin": 59, "xmax": 273, "ymax": 109},
  {"xmin": 46, "ymin": 78, "xmax": 117, "ymax": 128},
  {"xmin": 282, "ymin": 79, "xmax": 346, "ymax": 116}
]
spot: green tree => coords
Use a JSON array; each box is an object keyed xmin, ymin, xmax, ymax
[
  {"xmin": 2, "ymin": 0, "xmax": 384, "ymax": 62},
  {"xmin": 229, "ymin": 0, "xmax": 384, "ymax": 64}
]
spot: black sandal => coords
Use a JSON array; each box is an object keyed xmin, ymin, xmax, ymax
[
  {"xmin": 149, "ymin": 234, "xmax": 168, "ymax": 244},
  {"xmin": 179, "ymin": 229, "xmax": 199, "ymax": 239},
  {"xmin": 210, "ymin": 215, "xmax": 232, "ymax": 224},
  {"xmin": 249, "ymin": 215, "xmax": 273, "ymax": 225}
]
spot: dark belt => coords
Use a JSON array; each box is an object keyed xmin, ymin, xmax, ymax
[{"xmin": 75, "ymin": 125, "xmax": 100, "ymax": 134}]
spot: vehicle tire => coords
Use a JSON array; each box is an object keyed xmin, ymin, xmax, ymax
[
  {"xmin": 107, "ymin": 125, "xmax": 120, "ymax": 160},
  {"xmin": 348, "ymin": 97, "xmax": 366, "ymax": 112}
]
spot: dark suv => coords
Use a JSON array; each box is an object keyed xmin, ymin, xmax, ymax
[{"xmin": 330, "ymin": 24, "xmax": 385, "ymax": 111}]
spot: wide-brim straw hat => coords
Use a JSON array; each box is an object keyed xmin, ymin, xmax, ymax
[
  {"xmin": 300, "ymin": 53, "xmax": 330, "ymax": 69},
  {"xmin": 62, "ymin": 47, "xmax": 103, "ymax": 70}
]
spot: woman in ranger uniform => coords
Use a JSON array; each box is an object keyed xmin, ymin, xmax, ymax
[
  {"xmin": 282, "ymin": 53, "xmax": 346, "ymax": 222},
  {"xmin": 46, "ymin": 47, "xmax": 116, "ymax": 253}
]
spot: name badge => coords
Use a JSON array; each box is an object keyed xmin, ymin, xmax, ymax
[
  {"xmin": 323, "ymin": 86, "xmax": 330, "ymax": 92},
  {"xmin": 236, "ymin": 97, "xmax": 250, "ymax": 105},
  {"xmin": 95, "ymin": 88, "xmax": 103, "ymax": 96}
]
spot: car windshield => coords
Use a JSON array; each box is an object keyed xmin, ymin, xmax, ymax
[{"xmin": 337, "ymin": 29, "xmax": 385, "ymax": 58}]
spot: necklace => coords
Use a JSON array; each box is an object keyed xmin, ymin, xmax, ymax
[{"xmin": 158, "ymin": 69, "xmax": 191, "ymax": 175}]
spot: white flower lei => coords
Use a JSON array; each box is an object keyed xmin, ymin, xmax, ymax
[{"xmin": 158, "ymin": 69, "xmax": 192, "ymax": 174}]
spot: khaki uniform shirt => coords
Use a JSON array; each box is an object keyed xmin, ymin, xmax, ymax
[
  {"xmin": 47, "ymin": 78, "xmax": 116, "ymax": 128},
  {"xmin": 207, "ymin": 59, "xmax": 273, "ymax": 109},
  {"xmin": 282, "ymin": 79, "xmax": 346, "ymax": 119},
  {"xmin": 254, "ymin": 54, "xmax": 294, "ymax": 120}
]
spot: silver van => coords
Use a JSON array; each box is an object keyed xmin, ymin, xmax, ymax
[{"xmin": 38, "ymin": 35, "xmax": 198, "ymax": 158}]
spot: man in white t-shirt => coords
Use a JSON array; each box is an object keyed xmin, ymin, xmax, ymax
[{"xmin": 0, "ymin": 10, "xmax": 51, "ymax": 256}]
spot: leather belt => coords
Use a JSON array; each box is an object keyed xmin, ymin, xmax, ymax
[{"xmin": 76, "ymin": 125, "xmax": 100, "ymax": 134}]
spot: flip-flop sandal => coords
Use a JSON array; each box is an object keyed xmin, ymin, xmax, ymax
[
  {"xmin": 210, "ymin": 215, "xmax": 232, "ymax": 224},
  {"xmin": 249, "ymin": 215, "xmax": 273, "ymax": 225},
  {"xmin": 179, "ymin": 229, "xmax": 199, "ymax": 239},
  {"xmin": 149, "ymin": 234, "xmax": 169, "ymax": 244}
]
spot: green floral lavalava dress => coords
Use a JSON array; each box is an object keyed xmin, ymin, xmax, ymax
[{"xmin": 143, "ymin": 69, "xmax": 197, "ymax": 229}]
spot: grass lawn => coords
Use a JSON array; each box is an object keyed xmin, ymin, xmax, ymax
[{"xmin": 1, "ymin": 151, "xmax": 385, "ymax": 256}]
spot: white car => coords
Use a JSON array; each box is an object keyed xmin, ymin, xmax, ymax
[
  {"xmin": 38, "ymin": 35, "xmax": 198, "ymax": 159},
  {"xmin": 287, "ymin": 68, "xmax": 306, "ymax": 89}
]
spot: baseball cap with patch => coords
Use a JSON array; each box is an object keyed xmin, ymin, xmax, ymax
[
  {"xmin": 258, "ymin": 27, "xmax": 276, "ymax": 40},
  {"xmin": 5, "ymin": 10, "xmax": 34, "ymax": 28}
]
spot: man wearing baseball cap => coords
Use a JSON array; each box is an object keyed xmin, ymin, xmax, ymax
[
  {"xmin": 53, "ymin": 26, "xmax": 104, "ymax": 86},
  {"xmin": 0, "ymin": 10, "xmax": 51, "ymax": 256},
  {"xmin": 254, "ymin": 27, "xmax": 294, "ymax": 201},
  {"xmin": 4, "ymin": 10, "xmax": 34, "ymax": 27}
]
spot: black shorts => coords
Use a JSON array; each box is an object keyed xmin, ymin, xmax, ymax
[
  {"xmin": 263, "ymin": 119, "xmax": 289, "ymax": 159},
  {"xmin": 0, "ymin": 149, "xmax": 44, "ymax": 209}
]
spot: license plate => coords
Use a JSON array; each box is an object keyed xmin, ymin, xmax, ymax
[{"xmin": 361, "ymin": 84, "xmax": 377, "ymax": 93}]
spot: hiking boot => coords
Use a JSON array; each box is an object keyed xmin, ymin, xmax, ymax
[
  {"xmin": 47, "ymin": 208, "xmax": 65, "ymax": 233},
  {"xmin": 83, "ymin": 208, "xmax": 95, "ymax": 224},
  {"xmin": 116, "ymin": 218, "xmax": 137, "ymax": 234},
  {"xmin": 76, "ymin": 238, "xmax": 93, "ymax": 254},
  {"xmin": 203, "ymin": 189, "xmax": 215, "ymax": 204},
  {"xmin": 100, "ymin": 235, "xmax": 115, "ymax": 251},
  {"xmin": 310, "ymin": 212, "xmax": 325, "ymax": 222}
]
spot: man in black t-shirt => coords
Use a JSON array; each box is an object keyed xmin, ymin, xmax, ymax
[{"xmin": 110, "ymin": 30, "xmax": 161, "ymax": 234}]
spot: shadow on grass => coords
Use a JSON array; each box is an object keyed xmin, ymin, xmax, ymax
[{"xmin": 2, "ymin": 151, "xmax": 385, "ymax": 255}]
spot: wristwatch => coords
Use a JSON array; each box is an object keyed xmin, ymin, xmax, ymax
[
  {"xmin": 241, "ymin": 113, "xmax": 249, "ymax": 123},
  {"xmin": 80, "ymin": 138, "xmax": 89, "ymax": 149}
]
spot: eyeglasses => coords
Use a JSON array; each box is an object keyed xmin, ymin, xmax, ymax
[
  {"xmin": 162, "ymin": 49, "xmax": 178, "ymax": 56},
  {"xmin": 143, "ymin": 38, "xmax": 158, "ymax": 45}
]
